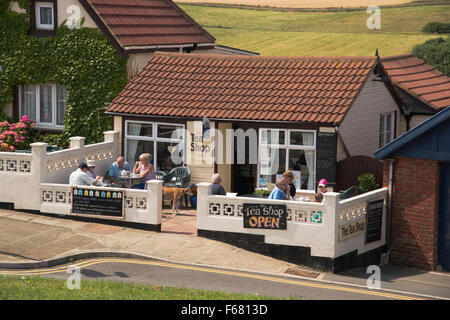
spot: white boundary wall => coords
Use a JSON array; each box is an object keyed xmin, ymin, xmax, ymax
[
  {"xmin": 0, "ymin": 131, "xmax": 162, "ymax": 226},
  {"xmin": 197, "ymin": 183, "xmax": 387, "ymax": 259}
]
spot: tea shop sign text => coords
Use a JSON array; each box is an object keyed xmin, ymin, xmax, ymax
[{"xmin": 243, "ymin": 203, "xmax": 287, "ymax": 230}]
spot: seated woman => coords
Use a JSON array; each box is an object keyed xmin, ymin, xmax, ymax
[
  {"xmin": 131, "ymin": 153, "xmax": 156, "ymax": 189},
  {"xmin": 282, "ymin": 170, "xmax": 296, "ymax": 200}
]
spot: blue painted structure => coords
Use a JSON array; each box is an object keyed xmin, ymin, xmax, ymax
[
  {"xmin": 374, "ymin": 106, "xmax": 450, "ymax": 271},
  {"xmin": 374, "ymin": 107, "xmax": 450, "ymax": 161}
]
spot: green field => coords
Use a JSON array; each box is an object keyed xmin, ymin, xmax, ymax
[
  {"xmin": 0, "ymin": 276, "xmax": 283, "ymax": 300},
  {"xmin": 179, "ymin": 4, "xmax": 450, "ymax": 56}
]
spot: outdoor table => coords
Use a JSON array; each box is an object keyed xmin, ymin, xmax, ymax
[{"xmin": 119, "ymin": 173, "xmax": 142, "ymax": 188}]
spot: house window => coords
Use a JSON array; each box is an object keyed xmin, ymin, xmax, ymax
[
  {"xmin": 35, "ymin": 2, "xmax": 55, "ymax": 30},
  {"xmin": 380, "ymin": 112, "xmax": 396, "ymax": 147},
  {"xmin": 125, "ymin": 121, "xmax": 185, "ymax": 172},
  {"xmin": 258, "ymin": 129, "xmax": 316, "ymax": 191},
  {"xmin": 20, "ymin": 84, "xmax": 66, "ymax": 129}
]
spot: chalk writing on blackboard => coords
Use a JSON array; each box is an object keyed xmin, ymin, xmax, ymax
[{"xmin": 71, "ymin": 187, "xmax": 124, "ymax": 220}]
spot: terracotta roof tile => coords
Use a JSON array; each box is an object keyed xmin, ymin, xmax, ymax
[
  {"xmin": 106, "ymin": 53, "xmax": 377, "ymax": 124},
  {"xmin": 381, "ymin": 54, "xmax": 450, "ymax": 110},
  {"xmin": 88, "ymin": 0, "xmax": 214, "ymax": 48}
]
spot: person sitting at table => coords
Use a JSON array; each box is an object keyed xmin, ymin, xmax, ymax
[
  {"xmin": 282, "ymin": 170, "xmax": 296, "ymax": 200},
  {"xmin": 109, "ymin": 156, "xmax": 131, "ymax": 188},
  {"xmin": 315, "ymin": 179, "xmax": 328, "ymax": 202},
  {"xmin": 268, "ymin": 178, "xmax": 287, "ymax": 200},
  {"xmin": 69, "ymin": 162, "xmax": 102, "ymax": 186},
  {"xmin": 86, "ymin": 160, "xmax": 97, "ymax": 179},
  {"xmin": 131, "ymin": 153, "xmax": 156, "ymax": 189},
  {"xmin": 211, "ymin": 173, "xmax": 226, "ymax": 196}
]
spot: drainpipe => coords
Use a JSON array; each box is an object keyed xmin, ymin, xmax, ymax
[{"xmin": 381, "ymin": 158, "xmax": 396, "ymax": 265}]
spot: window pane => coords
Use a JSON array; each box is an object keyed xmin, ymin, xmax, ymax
[
  {"xmin": 157, "ymin": 124, "xmax": 184, "ymax": 140},
  {"xmin": 261, "ymin": 129, "xmax": 285, "ymax": 145},
  {"xmin": 288, "ymin": 149, "xmax": 315, "ymax": 190},
  {"xmin": 127, "ymin": 122, "xmax": 152, "ymax": 137},
  {"xmin": 126, "ymin": 140, "xmax": 154, "ymax": 167},
  {"xmin": 56, "ymin": 85, "xmax": 66, "ymax": 126},
  {"xmin": 259, "ymin": 147, "xmax": 286, "ymax": 186},
  {"xmin": 386, "ymin": 130, "xmax": 392, "ymax": 144},
  {"xmin": 39, "ymin": 84, "xmax": 52, "ymax": 123},
  {"xmin": 40, "ymin": 7, "xmax": 53, "ymax": 25},
  {"xmin": 386, "ymin": 114, "xmax": 392, "ymax": 131},
  {"xmin": 21, "ymin": 85, "xmax": 37, "ymax": 121},
  {"xmin": 290, "ymin": 131, "xmax": 314, "ymax": 146},
  {"xmin": 156, "ymin": 142, "xmax": 184, "ymax": 172}
]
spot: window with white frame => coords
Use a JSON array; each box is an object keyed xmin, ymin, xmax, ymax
[
  {"xmin": 20, "ymin": 84, "xmax": 66, "ymax": 129},
  {"xmin": 35, "ymin": 2, "xmax": 54, "ymax": 30},
  {"xmin": 258, "ymin": 129, "xmax": 316, "ymax": 191},
  {"xmin": 380, "ymin": 112, "xmax": 396, "ymax": 147},
  {"xmin": 125, "ymin": 121, "xmax": 185, "ymax": 173}
]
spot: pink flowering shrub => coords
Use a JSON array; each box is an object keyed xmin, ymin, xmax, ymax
[{"xmin": 0, "ymin": 115, "xmax": 39, "ymax": 152}]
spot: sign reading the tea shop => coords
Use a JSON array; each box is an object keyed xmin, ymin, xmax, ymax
[
  {"xmin": 243, "ymin": 203, "xmax": 287, "ymax": 230},
  {"xmin": 71, "ymin": 187, "xmax": 124, "ymax": 220},
  {"xmin": 338, "ymin": 218, "xmax": 366, "ymax": 242}
]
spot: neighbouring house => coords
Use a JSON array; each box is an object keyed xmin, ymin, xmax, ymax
[
  {"xmin": 380, "ymin": 53, "xmax": 450, "ymax": 130},
  {"xmin": 374, "ymin": 106, "xmax": 450, "ymax": 271},
  {"xmin": 106, "ymin": 52, "xmax": 407, "ymax": 196},
  {"xmin": 5, "ymin": 0, "xmax": 256, "ymax": 132}
]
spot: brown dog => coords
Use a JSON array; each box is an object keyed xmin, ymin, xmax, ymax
[{"xmin": 162, "ymin": 187, "xmax": 190, "ymax": 215}]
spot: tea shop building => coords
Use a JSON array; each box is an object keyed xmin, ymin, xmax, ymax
[{"xmin": 106, "ymin": 53, "xmax": 406, "ymax": 195}]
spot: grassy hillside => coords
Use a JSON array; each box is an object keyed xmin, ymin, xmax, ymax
[
  {"xmin": 179, "ymin": 4, "xmax": 449, "ymax": 56},
  {"xmin": 175, "ymin": 0, "xmax": 416, "ymax": 9}
]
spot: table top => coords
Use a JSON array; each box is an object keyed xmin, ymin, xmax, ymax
[{"xmin": 119, "ymin": 173, "xmax": 141, "ymax": 179}]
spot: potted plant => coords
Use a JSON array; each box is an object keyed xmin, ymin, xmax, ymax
[
  {"xmin": 358, "ymin": 173, "xmax": 378, "ymax": 194},
  {"xmin": 253, "ymin": 189, "xmax": 271, "ymax": 198},
  {"xmin": 187, "ymin": 184, "xmax": 198, "ymax": 209}
]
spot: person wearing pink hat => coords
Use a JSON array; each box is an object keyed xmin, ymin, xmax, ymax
[{"xmin": 315, "ymin": 179, "xmax": 328, "ymax": 202}]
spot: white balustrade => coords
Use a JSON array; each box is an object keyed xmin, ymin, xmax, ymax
[
  {"xmin": 0, "ymin": 131, "xmax": 120, "ymax": 211},
  {"xmin": 197, "ymin": 182, "xmax": 388, "ymax": 259},
  {"xmin": 39, "ymin": 180, "xmax": 162, "ymax": 226}
]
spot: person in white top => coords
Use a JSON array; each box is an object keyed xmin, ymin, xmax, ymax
[{"xmin": 69, "ymin": 162, "xmax": 102, "ymax": 186}]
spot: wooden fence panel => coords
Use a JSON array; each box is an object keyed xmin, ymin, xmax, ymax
[{"xmin": 336, "ymin": 155, "xmax": 383, "ymax": 192}]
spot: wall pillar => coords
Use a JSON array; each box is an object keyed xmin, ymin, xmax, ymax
[
  {"xmin": 146, "ymin": 179, "xmax": 163, "ymax": 227},
  {"xmin": 196, "ymin": 182, "xmax": 211, "ymax": 229},
  {"xmin": 323, "ymin": 192, "xmax": 340, "ymax": 258},
  {"xmin": 28, "ymin": 142, "xmax": 48, "ymax": 210}
]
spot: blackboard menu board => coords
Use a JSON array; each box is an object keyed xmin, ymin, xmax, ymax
[
  {"xmin": 71, "ymin": 187, "xmax": 124, "ymax": 219},
  {"xmin": 316, "ymin": 128, "xmax": 337, "ymax": 187},
  {"xmin": 365, "ymin": 199, "xmax": 384, "ymax": 243},
  {"xmin": 243, "ymin": 203, "xmax": 287, "ymax": 230}
]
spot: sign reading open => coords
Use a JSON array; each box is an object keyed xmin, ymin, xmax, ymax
[{"xmin": 243, "ymin": 203, "xmax": 287, "ymax": 230}]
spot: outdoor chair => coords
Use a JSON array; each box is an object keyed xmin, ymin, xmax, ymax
[
  {"xmin": 154, "ymin": 170, "xmax": 166, "ymax": 180},
  {"xmin": 163, "ymin": 166, "xmax": 191, "ymax": 188},
  {"xmin": 339, "ymin": 186, "xmax": 358, "ymax": 200}
]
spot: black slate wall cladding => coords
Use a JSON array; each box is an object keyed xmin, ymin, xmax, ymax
[{"xmin": 198, "ymin": 229, "xmax": 385, "ymax": 273}]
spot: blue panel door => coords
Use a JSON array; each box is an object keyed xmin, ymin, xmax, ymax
[{"xmin": 439, "ymin": 163, "xmax": 450, "ymax": 271}]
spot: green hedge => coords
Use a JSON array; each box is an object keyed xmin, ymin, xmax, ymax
[
  {"xmin": 422, "ymin": 22, "xmax": 450, "ymax": 34},
  {"xmin": 0, "ymin": 1, "xmax": 128, "ymax": 147},
  {"xmin": 413, "ymin": 37, "xmax": 450, "ymax": 77}
]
